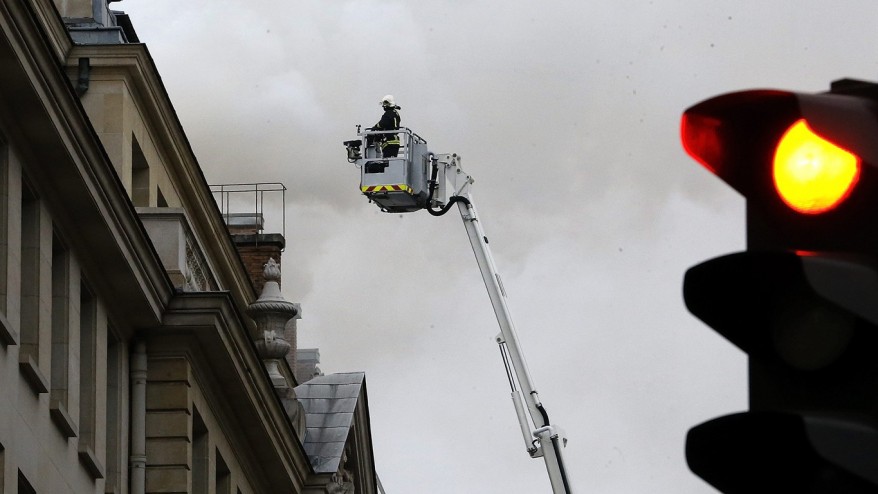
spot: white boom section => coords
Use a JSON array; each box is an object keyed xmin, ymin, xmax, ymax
[{"xmin": 432, "ymin": 153, "xmax": 572, "ymax": 494}]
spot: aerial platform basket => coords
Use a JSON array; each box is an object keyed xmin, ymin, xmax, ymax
[{"xmin": 344, "ymin": 127, "xmax": 430, "ymax": 213}]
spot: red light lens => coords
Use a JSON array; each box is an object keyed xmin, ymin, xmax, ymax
[{"xmin": 773, "ymin": 119, "xmax": 861, "ymax": 214}]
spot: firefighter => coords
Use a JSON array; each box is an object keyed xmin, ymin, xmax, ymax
[{"xmin": 373, "ymin": 94, "xmax": 401, "ymax": 157}]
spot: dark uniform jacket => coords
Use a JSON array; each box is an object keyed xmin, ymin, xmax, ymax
[{"xmin": 375, "ymin": 106, "xmax": 401, "ymax": 147}]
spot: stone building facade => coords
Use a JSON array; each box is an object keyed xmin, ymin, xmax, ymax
[{"xmin": 0, "ymin": 1, "xmax": 378, "ymax": 492}]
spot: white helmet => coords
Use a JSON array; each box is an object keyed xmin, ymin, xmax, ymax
[{"xmin": 381, "ymin": 94, "xmax": 395, "ymax": 107}]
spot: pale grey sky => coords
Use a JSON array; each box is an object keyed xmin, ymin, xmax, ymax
[{"xmin": 121, "ymin": 1, "xmax": 878, "ymax": 491}]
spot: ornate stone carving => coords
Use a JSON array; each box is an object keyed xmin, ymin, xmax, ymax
[
  {"xmin": 247, "ymin": 258, "xmax": 298, "ymax": 386},
  {"xmin": 328, "ymin": 450, "xmax": 355, "ymax": 494}
]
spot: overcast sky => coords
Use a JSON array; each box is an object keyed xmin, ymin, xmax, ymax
[{"xmin": 120, "ymin": 1, "xmax": 878, "ymax": 492}]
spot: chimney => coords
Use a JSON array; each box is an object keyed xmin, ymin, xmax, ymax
[
  {"xmin": 229, "ymin": 213, "xmax": 286, "ymax": 295},
  {"xmin": 295, "ymin": 348, "xmax": 323, "ymax": 384}
]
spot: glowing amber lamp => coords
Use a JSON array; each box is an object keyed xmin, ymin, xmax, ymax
[{"xmin": 773, "ymin": 119, "xmax": 861, "ymax": 214}]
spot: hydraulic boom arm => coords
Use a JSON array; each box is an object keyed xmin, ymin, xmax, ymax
[{"xmin": 428, "ymin": 154, "xmax": 572, "ymax": 494}]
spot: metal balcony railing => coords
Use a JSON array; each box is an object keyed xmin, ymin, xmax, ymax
[{"xmin": 210, "ymin": 182, "xmax": 287, "ymax": 250}]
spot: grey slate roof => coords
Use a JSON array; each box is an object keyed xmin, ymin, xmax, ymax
[{"xmin": 294, "ymin": 372, "xmax": 365, "ymax": 473}]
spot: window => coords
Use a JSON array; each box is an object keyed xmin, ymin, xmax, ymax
[
  {"xmin": 0, "ymin": 140, "xmax": 7, "ymax": 315},
  {"xmin": 157, "ymin": 186, "xmax": 168, "ymax": 208},
  {"xmin": 19, "ymin": 182, "xmax": 49, "ymax": 393},
  {"xmin": 216, "ymin": 450, "xmax": 231, "ymax": 494},
  {"xmin": 16, "ymin": 471, "xmax": 34, "ymax": 494},
  {"xmin": 19, "ymin": 184, "xmax": 39, "ymax": 359},
  {"xmin": 77, "ymin": 283, "xmax": 104, "ymax": 479},
  {"xmin": 132, "ymin": 136, "xmax": 149, "ymax": 207},
  {"xmin": 105, "ymin": 330, "xmax": 123, "ymax": 492},
  {"xmin": 192, "ymin": 409, "xmax": 208, "ymax": 494},
  {"xmin": 49, "ymin": 234, "xmax": 78, "ymax": 437},
  {"xmin": 79, "ymin": 283, "xmax": 97, "ymax": 448},
  {"xmin": 0, "ymin": 141, "xmax": 15, "ymax": 345}
]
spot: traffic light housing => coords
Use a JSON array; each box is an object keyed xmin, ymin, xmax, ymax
[{"xmin": 681, "ymin": 79, "xmax": 878, "ymax": 493}]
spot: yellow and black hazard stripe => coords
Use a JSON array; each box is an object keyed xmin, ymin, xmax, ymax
[{"xmin": 361, "ymin": 184, "xmax": 413, "ymax": 194}]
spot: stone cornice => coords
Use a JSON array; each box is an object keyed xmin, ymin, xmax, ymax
[{"xmin": 26, "ymin": 0, "xmax": 71, "ymax": 62}]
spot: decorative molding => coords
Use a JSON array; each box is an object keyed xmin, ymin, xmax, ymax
[{"xmin": 184, "ymin": 236, "xmax": 214, "ymax": 292}]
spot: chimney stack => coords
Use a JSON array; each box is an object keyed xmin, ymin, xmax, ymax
[{"xmin": 227, "ymin": 212, "xmax": 286, "ymax": 296}]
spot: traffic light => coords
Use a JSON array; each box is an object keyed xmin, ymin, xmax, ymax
[{"xmin": 680, "ymin": 79, "xmax": 878, "ymax": 493}]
